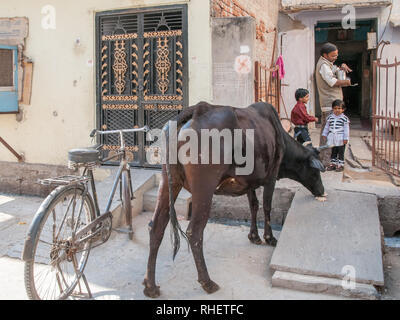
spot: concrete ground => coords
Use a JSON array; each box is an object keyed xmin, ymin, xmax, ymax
[
  {"xmin": 1, "ymin": 126, "xmax": 400, "ymax": 300},
  {"xmin": 0, "ymin": 187, "xmax": 399, "ymax": 300},
  {"xmin": 0, "ymin": 192, "xmax": 347, "ymax": 300}
]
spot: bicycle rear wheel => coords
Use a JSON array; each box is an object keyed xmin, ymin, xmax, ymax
[{"xmin": 24, "ymin": 185, "xmax": 95, "ymax": 300}]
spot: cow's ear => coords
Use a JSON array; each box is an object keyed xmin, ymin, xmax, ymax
[{"xmin": 310, "ymin": 157, "xmax": 325, "ymax": 172}]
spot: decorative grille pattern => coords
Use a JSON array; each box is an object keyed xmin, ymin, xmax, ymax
[{"xmin": 97, "ymin": 6, "xmax": 187, "ymax": 166}]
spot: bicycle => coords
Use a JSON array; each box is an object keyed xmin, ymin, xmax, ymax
[{"xmin": 21, "ymin": 126, "xmax": 149, "ymax": 300}]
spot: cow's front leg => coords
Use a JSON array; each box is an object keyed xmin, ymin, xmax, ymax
[
  {"xmin": 263, "ymin": 179, "xmax": 278, "ymax": 246},
  {"xmin": 247, "ymin": 189, "xmax": 262, "ymax": 245}
]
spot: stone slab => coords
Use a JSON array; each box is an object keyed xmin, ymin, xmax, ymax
[
  {"xmin": 270, "ymin": 188, "xmax": 384, "ymax": 286},
  {"xmin": 349, "ymin": 137, "xmax": 372, "ymax": 161},
  {"xmin": 272, "ymin": 271, "xmax": 380, "ymax": 300}
]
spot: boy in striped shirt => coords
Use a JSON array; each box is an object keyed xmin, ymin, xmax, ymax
[{"xmin": 322, "ymin": 100, "xmax": 350, "ymax": 172}]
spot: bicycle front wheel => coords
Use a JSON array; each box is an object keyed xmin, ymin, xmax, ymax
[{"xmin": 24, "ymin": 185, "xmax": 95, "ymax": 300}]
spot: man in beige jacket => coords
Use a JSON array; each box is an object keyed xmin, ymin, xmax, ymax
[{"xmin": 315, "ymin": 42, "xmax": 352, "ymax": 164}]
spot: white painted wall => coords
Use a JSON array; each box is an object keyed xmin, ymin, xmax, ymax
[
  {"xmin": 279, "ymin": 5, "xmax": 400, "ymax": 121},
  {"xmin": 279, "ymin": 28, "xmax": 315, "ymax": 119},
  {"xmin": 382, "ymin": 0, "xmax": 400, "ymax": 43},
  {"xmin": 0, "ymin": 0, "xmax": 212, "ymax": 165}
]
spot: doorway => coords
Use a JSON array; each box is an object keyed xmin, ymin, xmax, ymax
[
  {"xmin": 314, "ymin": 19, "xmax": 377, "ymax": 129},
  {"xmin": 95, "ymin": 5, "xmax": 188, "ymax": 168}
]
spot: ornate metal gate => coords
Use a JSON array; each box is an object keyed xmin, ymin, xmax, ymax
[{"xmin": 96, "ymin": 5, "xmax": 188, "ymax": 167}]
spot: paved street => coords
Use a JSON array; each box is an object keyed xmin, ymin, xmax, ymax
[
  {"xmin": 0, "ymin": 180, "xmax": 399, "ymax": 300},
  {"xmin": 0, "ymin": 192, "xmax": 352, "ymax": 300}
]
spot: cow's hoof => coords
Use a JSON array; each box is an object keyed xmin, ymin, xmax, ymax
[
  {"xmin": 264, "ymin": 236, "xmax": 277, "ymax": 247},
  {"xmin": 200, "ymin": 280, "xmax": 220, "ymax": 294},
  {"xmin": 248, "ymin": 233, "xmax": 263, "ymax": 245},
  {"xmin": 143, "ymin": 280, "xmax": 160, "ymax": 298}
]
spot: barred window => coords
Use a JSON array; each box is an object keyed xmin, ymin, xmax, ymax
[
  {"xmin": 0, "ymin": 48, "xmax": 14, "ymax": 87},
  {"xmin": 0, "ymin": 45, "xmax": 18, "ymax": 113}
]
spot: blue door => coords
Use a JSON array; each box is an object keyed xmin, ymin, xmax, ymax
[{"xmin": 0, "ymin": 45, "xmax": 18, "ymax": 113}]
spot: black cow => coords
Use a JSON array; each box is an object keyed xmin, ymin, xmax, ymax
[{"xmin": 143, "ymin": 101, "xmax": 325, "ymax": 298}]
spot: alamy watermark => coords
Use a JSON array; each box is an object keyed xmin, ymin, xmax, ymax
[
  {"xmin": 41, "ymin": 5, "xmax": 56, "ymax": 30},
  {"xmin": 341, "ymin": 265, "xmax": 356, "ymax": 290},
  {"xmin": 342, "ymin": 5, "xmax": 356, "ymax": 30},
  {"xmin": 145, "ymin": 121, "xmax": 255, "ymax": 176}
]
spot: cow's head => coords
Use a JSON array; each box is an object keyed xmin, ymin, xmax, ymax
[{"xmin": 278, "ymin": 143, "xmax": 326, "ymax": 197}]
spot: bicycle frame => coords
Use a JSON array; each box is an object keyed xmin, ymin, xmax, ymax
[
  {"xmin": 82, "ymin": 149, "xmax": 131, "ymax": 219},
  {"xmin": 73, "ymin": 127, "xmax": 149, "ymax": 241},
  {"xmin": 90, "ymin": 128, "xmax": 143, "ymax": 215}
]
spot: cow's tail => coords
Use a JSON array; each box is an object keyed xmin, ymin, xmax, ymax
[{"xmin": 165, "ymin": 121, "xmax": 189, "ymax": 260}]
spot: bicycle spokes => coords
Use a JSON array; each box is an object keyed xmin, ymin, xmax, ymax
[{"xmin": 27, "ymin": 188, "xmax": 94, "ymax": 300}]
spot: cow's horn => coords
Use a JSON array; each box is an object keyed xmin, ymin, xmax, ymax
[
  {"xmin": 303, "ymin": 141, "xmax": 313, "ymax": 147},
  {"xmin": 317, "ymin": 144, "xmax": 334, "ymax": 151}
]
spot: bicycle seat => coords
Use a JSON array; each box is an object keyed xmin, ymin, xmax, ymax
[{"xmin": 68, "ymin": 148, "xmax": 101, "ymax": 164}]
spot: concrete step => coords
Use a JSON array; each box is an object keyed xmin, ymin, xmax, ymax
[
  {"xmin": 345, "ymin": 137, "xmax": 373, "ymax": 171},
  {"xmin": 92, "ymin": 167, "xmax": 158, "ymax": 228},
  {"xmin": 270, "ymin": 188, "xmax": 384, "ymax": 299},
  {"xmin": 345, "ymin": 146, "xmax": 362, "ymax": 169},
  {"xmin": 272, "ymin": 271, "xmax": 379, "ymax": 300},
  {"xmin": 361, "ymin": 136, "xmax": 373, "ymax": 151},
  {"xmin": 349, "ymin": 137, "xmax": 372, "ymax": 162},
  {"xmin": 143, "ymin": 185, "xmax": 192, "ymax": 219},
  {"xmin": 210, "ymin": 187, "xmax": 295, "ymax": 226}
]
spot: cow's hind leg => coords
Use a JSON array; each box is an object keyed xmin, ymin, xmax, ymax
[
  {"xmin": 185, "ymin": 166, "xmax": 224, "ymax": 294},
  {"xmin": 143, "ymin": 170, "xmax": 182, "ymax": 298},
  {"xmin": 247, "ymin": 189, "xmax": 262, "ymax": 245},
  {"xmin": 187, "ymin": 190, "xmax": 220, "ymax": 294},
  {"xmin": 262, "ymin": 179, "xmax": 278, "ymax": 246}
]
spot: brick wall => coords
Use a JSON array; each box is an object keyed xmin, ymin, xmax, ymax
[{"xmin": 211, "ymin": 0, "xmax": 280, "ymax": 65}]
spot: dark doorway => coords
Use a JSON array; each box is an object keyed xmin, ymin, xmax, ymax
[
  {"xmin": 314, "ymin": 19, "xmax": 377, "ymax": 129},
  {"xmin": 338, "ymin": 52, "xmax": 362, "ymax": 118}
]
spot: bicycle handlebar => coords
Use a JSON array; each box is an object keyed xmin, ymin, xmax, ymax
[{"xmin": 90, "ymin": 126, "xmax": 150, "ymax": 138}]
